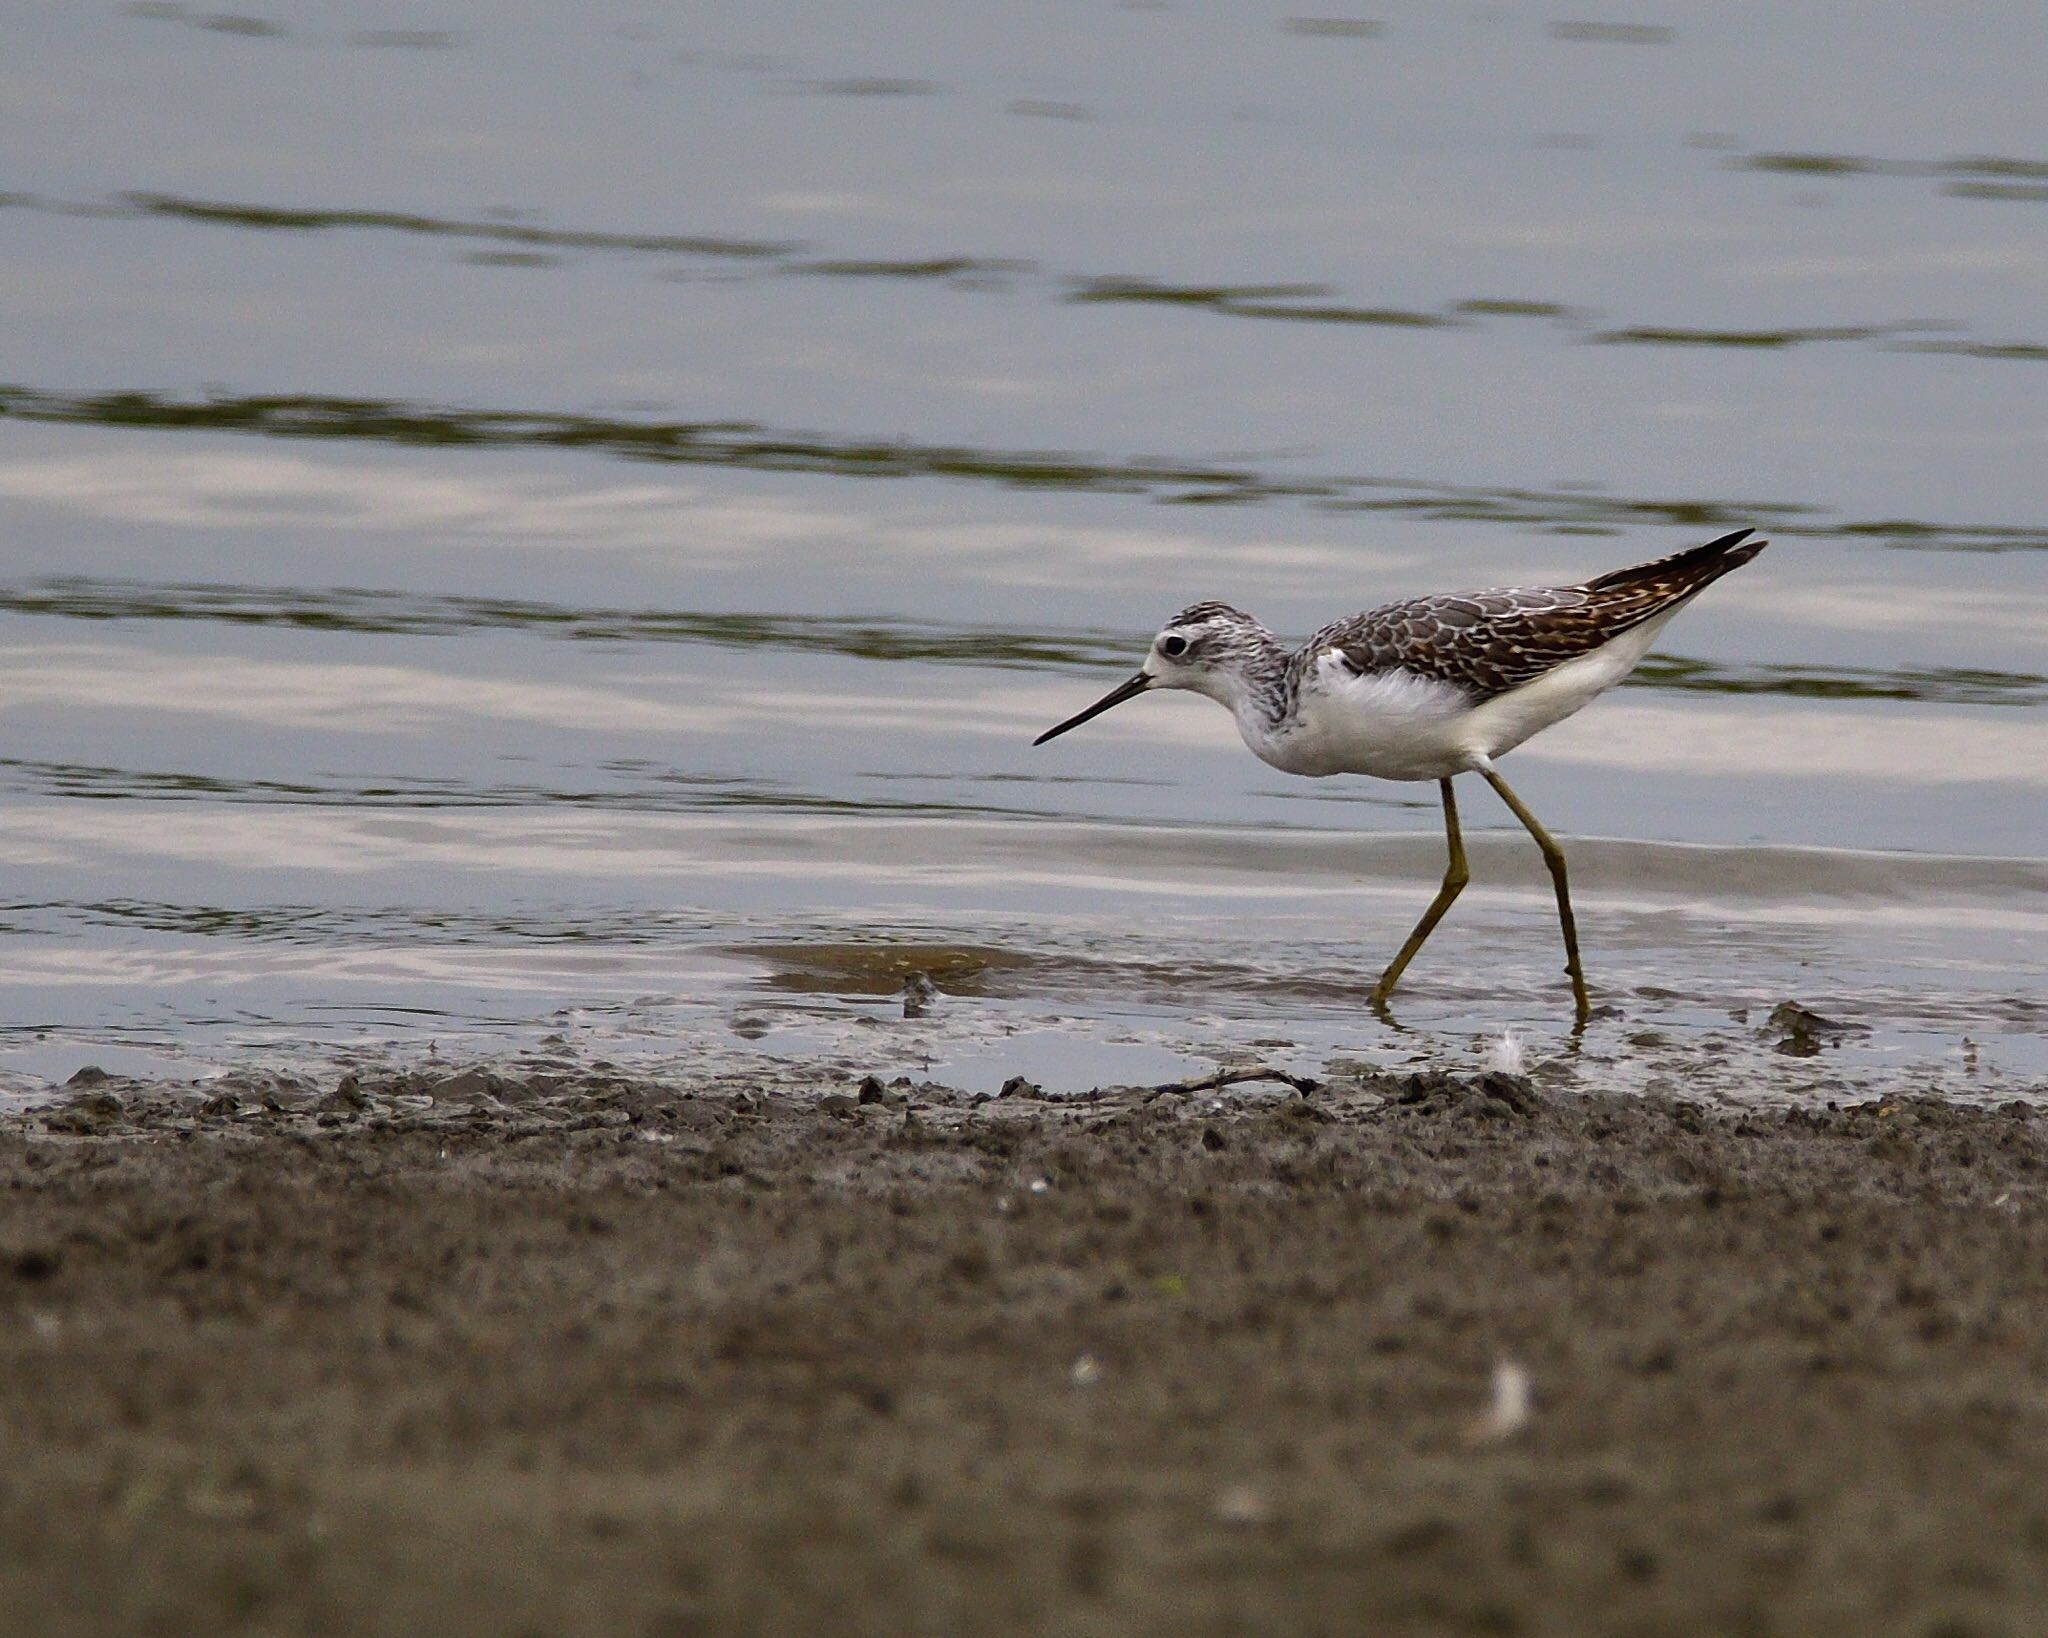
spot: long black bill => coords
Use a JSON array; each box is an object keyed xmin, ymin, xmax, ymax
[{"xmin": 1033, "ymin": 671, "xmax": 1150, "ymax": 746}]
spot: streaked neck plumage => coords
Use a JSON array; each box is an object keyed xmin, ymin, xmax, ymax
[{"xmin": 1162, "ymin": 607, "xmax": 1295, "ymax": 734}]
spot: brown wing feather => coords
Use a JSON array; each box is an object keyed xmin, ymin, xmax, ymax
[{"xmin": 1327, "ymin": 529, "xmax": 1766, "ymax": 701}]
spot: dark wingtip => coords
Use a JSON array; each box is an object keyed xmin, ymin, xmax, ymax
[
  {"xmin": 1587, "ymin": 526, "xmax": 1769, "ymax": 592},
  {"xmin": 1706, "ymin": 526, "xmax": 1771, "ymax": 564}
]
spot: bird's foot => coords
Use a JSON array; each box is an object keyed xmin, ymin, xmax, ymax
[
  {"xmin": 1366, "ymin": 983, "xmax": 1407, "ymax": 1030},
  {"xmin": 1567, "ymin": 974, "xmax": 1592, "ymax": 1034}
]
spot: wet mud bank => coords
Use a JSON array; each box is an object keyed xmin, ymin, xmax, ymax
[{"xmin": 5, "ymin": 1066, "xmax": 2048, "ymax": 1635}]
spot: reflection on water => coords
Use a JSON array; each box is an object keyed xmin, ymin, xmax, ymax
[
  {"xmin": 1739, "ymin": 151, "xmax": 2048, "ymax": 200},
  {"xmin": 1070, "ymin": 276, "xmax": 1461, "ymax": 330},
  {"xmin": 3, "ymin": 578, "xmax": 2042, "ymax": 707},
  {"xmin": 7, "ymin": 186, "xmax": 2047, "ymax": 360},
  {"xmin": 8, "ymin": 386, "xmax": 2048, "ymax": 552},
  {"xmin": 117, "ymin": 191, "xmax": 798, "ymax": 260},
  {"xmin": 2, "ymin": 0, "xmax": 2044, "ymax": 1100}
]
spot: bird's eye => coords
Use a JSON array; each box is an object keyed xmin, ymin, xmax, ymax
[{"xmin": 1158, "ymin": 634, "xmax": 1188, "ymax": 658}]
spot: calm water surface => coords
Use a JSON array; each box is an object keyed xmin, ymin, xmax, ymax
[{"xmin": 2, "ymin": 2, "xmax": 2043, "ymax": 1099}]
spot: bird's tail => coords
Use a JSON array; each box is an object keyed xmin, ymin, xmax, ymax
[{"xmin": 1584, "ymin": 527, "xmax": 1768, "ymax": 602}]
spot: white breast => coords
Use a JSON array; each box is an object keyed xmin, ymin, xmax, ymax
[
  {"xmin": 1244, "ymin": 657, "xmax": 1475, "ymax": 780},
  {"xmin": 1239, "ymin": 603, "xmax": 1687, "ymax": 782}
]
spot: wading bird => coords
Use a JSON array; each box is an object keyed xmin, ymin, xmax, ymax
[{"xmin": 1033, "ymin": 528, "xmax": 1768, "ymax": 1021}]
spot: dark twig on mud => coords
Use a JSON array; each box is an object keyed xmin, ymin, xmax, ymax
[{"xmin": 1146, "ymin": 1065, "xmax": 1321, "ymax": 1101}]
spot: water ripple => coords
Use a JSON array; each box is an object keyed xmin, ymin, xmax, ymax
[
  {"xmin": 4, "ymin": 578, "xmax": 2041, "ymax": 706},
  {"xmin": 5, "ymin": 386, "xmax": 2045, "ymax": 552},
  {"xmin": 5, "ymin": 189, "xmax": 2043, "ymax": 357}
]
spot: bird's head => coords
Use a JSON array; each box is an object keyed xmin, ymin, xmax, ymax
[{"xmin": 1033, "ymin": 602, "xmax": 1271, "ymax": 745}]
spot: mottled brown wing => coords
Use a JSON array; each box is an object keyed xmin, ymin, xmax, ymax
[
  {"xmin": 1328, "ymin": 585, "xmax": 1605, "ymax": 699},
  {"xmin": 1327, "ymin": 528, "xmax": 1765, "ymax": 701}
]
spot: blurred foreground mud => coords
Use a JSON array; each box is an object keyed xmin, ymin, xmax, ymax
[{"xmin": 4, "ymin": 1066, "xmax": 2047, "ymax": 1635}]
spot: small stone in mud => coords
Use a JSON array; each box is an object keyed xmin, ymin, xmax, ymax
[
  {"xmin": 902, "ymin": 973, "xmax": 939, "ymax": 1018},
  {"xmin": 1213, "ymin": 1485, "xmax": 1274, "ymax": 1528},
  {"xmin": 1635, "ymin": 1340, "xmax": 1678, "ymax": 1374},
  {"xmin": 1617, "ymin": 1545, "xmax": 1660, "ymax": 1582},
  {"xmin": 857, "ymin": 1075, "xmax": 889, "ymax": 1104},
  {"xmin": 1764, "ymin": 1002, "xmax": 1869, "ymax": 1057},
  {"xmin": 47, "ymin": 1091, "xmax": 126, "ymax": 1133},
  {"xmin": 998, "ymin": 1076, "xmax": 1039, "ymax": 1099},
  {"xmin": 1384, "ymin": 1516, "xmax": 1458, "ymax": 1557},
  {"xmin": 8, "ymin": 1248, "xmax": 59, "ymax": 1282},
  {"xmin": 317, "ymin": 1083, "xmax": 369, "ymax": 1115},
  {"xmin": 1395, "ymin": 1069, "xmax": 1541, "ymax": 1118},
  {"xmin": 431, "ymin": 1068, "xmax": 502, "ymax": 1103},
  {"xmin": 64, "ymin": 1065, "xmax": 111, "ymax": 1088},
  {"xmin": 1477, "ymin": 1071, "xmax": 1540, "ymax": 1113}
]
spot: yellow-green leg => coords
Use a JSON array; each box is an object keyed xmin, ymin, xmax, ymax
[
  {"xmin": 1369, "ymin": 778, "xmax": 1469, "ymax": 1008},
  {"xmin": 1480, "ymin": 766, "xmax": 1591, "ymax": 1022}
]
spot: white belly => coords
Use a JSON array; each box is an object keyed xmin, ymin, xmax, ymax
[
  {"xmin": 1244, "ymin": 607, "xmax": 1683, "ymax": 781},
  {"xmin": 1248, "ymin": 663, "xmax": 1475, "ymax": 780}
]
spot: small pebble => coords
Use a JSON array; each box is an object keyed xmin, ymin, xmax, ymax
[{"xmin": 1213, "ymin": 1485, "xmax": 1274, "ymax": 1527}]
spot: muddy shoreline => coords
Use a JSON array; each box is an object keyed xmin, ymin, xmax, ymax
[{"xmin": 5, "ymin": 1063, "xmax": 2047, "ymax": 1635}]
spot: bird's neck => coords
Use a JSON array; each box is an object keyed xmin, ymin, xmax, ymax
[{"xmin": 1202, "ymin": 633, "xmax": 1295, "ymax": 731}]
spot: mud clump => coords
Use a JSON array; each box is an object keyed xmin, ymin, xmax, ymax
[
  {"xmin": 1764, "ymin": 999, "xmax": 1871, "ymax": 1056},
  {"xmin": 2, "ymin": 1069, "xmax": 2046, "ymax": 1633}
]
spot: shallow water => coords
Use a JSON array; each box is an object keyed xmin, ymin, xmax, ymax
[{"xmin": 1, "ymin": 2, "xmax": 2043, "ymax": 1100}]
